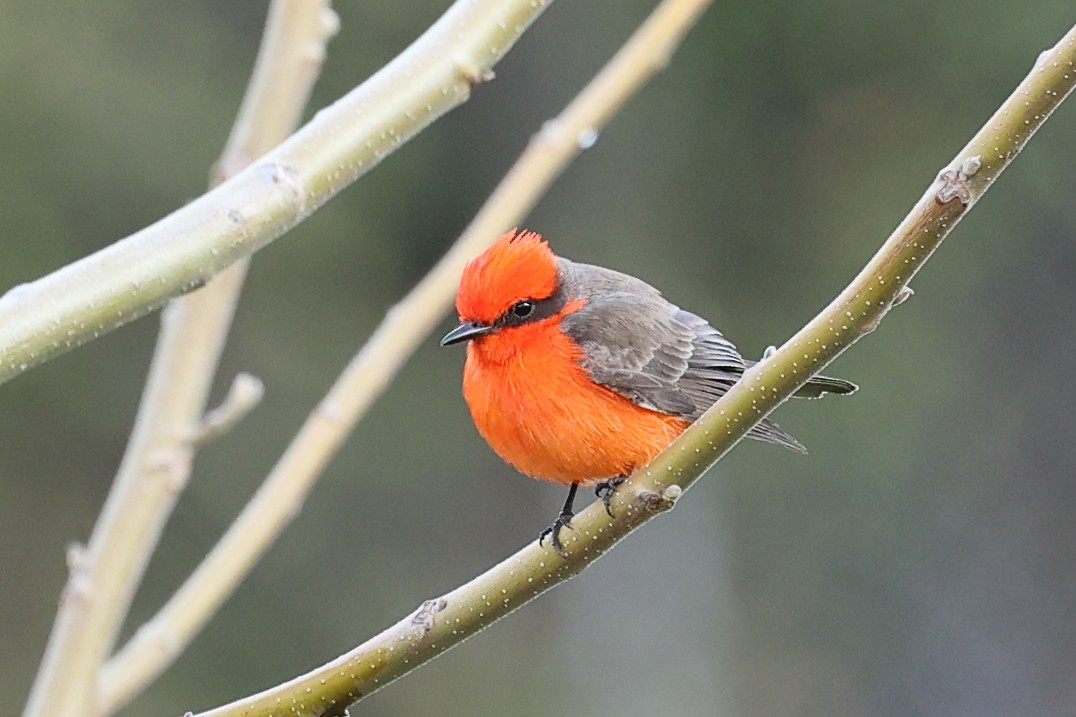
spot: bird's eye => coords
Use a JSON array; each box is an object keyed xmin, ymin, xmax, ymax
[{"xmin": 511, "ymin": 300, "xmax": 535, "ymax": 318}]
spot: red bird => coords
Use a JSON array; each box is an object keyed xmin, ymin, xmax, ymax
[{"xmin": 442, "ymin": 230, "xmax": 855, "ymax": 555}]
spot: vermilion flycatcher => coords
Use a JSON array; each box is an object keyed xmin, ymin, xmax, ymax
[{"xmin": 441, "ymin": 230, "xmax": 855, "ymax": 555}]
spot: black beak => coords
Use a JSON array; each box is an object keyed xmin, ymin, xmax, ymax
[{"xmin": 440, "ymin": 321, "xmax": 494, "ymax": 346}]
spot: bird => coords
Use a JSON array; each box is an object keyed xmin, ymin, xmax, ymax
[{"xmin": 441, "ymin": 229, "xmax": 856, "ymax": 556}]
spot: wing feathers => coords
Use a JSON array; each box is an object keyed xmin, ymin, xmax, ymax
[
  {"xmin": 560, "ymin": 293, "xmax": 745, "ymax": 422},
  {"xmin": 557, "ymin": 262, "xmax": 852, "ymax": 453}
]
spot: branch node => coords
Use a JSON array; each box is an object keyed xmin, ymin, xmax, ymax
[
  {"xmin": 147, "ymin": 449, "xmax": 193, "ymax": 494},
  {"xmin": 861, "ymin": 285, "xmax": 916, "ymax": 335},
  {"xmin": 258, "ymin": 161, "xmax": 306, "ymax": 206},
  {"xmin": 452, "ymin": 54, "xmax": 495, "ymax": 86},
  {"xmin": 893, "ymin": 285, "xmax": 915, "ymax": 307},
  {"xmin": 636, "ymin": 485, "xmax": 680, "ymax": 514},
  {"xmin": 319, "ymin": 7, "xmax": 341, "ymax": 38},
  {"xmin": 315, "ymin": 396, "xmax": 346, "ymax": 424},
  {"xmin": 65, "ymin": 542, "xmax": 88, "ymax": 574},
  {"xmin": 577, "ymin": 127, "xmax": 599, "ymax": 149},
  {"xmin": 301, "ymin": 7, "xmax": 340, "ymax": 64},
  {"xmin": 535, "ymin": 119, "xmax": 565, "ymax": 147},
  {"xmin": 63, "ymin": 543, "xmax": 93, "ymax": 603},
  {"xmin": 960, "ymin": 155, "xmax": 982, "ymax": 179},
  {"xmin": 935, "ymin": 167, "xmax": 972, "ymax": 205},
  {"xmin": 191, "ymin": 372, "xmax": 265, "ymax": 447},
  {"xmin": 410, "ymin": 598, "xmax": 448, "ymax": 634}
]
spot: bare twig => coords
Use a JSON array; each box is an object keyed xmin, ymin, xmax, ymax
[
  {"xmin": 188, "ymin": 21, "xmax": 1076, "ymax": 717},
  {"xmin": 21, "ymin": 4, "xmax": 336, "ymax": 717},
  {"xmin": 192, "ymin": 373, "xmax": 266, "ymax": 447}
]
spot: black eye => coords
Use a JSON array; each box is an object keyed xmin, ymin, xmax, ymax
[{"xmin": 511, "ymin": 300, "xmax": 535, "ymax": 318}]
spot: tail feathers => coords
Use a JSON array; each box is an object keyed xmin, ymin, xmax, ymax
[
  {"xmin": 793, "ymin": 374, "xmax": 858, "ymax": 399},
  {"xmin": 748, "ymin": 418, "xmax": 807, "ymax": 454}
]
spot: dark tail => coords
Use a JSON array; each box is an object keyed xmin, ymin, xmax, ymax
[
  {"xmin": 748, "ymin": 418, "xmax": 807, "ymax": 454},
  {"xmin": 791, "ymin": 374, "xmax": 858, "ymax": 399}
]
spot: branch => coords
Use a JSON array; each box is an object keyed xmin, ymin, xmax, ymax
[
  {"xmin": 0, "ymin": 0, "xmax": 554, "ymax": 387},
  {"xmin": 191, "ymin": 373, "xmax": 266, "ymax": 447},
  {"xmin": 21, "ymin": 4, "xmax": 336, "ymax": 717},
  {"xmin": 188, "ymin": 21, "xmax": 1076, "ymax": 717},
  {"xmin": 101, "ymin": 2, "xmax": 715, "ymax": 715}
]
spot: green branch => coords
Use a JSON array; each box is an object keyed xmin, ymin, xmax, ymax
[
  {"xmin": 186, "ymin": 20, "xmax": 1076, "ymax": 717},
  {"xmin": 0, "ymin": 0, "xmax": 553, "ymax": 387}
]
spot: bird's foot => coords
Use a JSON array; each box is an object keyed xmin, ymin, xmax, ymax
[
  {"xmin": 594, "ymin": 476, "xmax": 627, "ymax": 517},
  {"xmin": 538, "ymin": 511, "xmax": 574, "ymax": 558}
]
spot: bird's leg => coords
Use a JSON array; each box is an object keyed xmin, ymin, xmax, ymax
[
  {"xmin": 538, "ymin": 483, "xmax": 579, "ymax": 558},
  {"xmin": 594, "ymin": 475, "xmax": 627, "ymax": 517}
]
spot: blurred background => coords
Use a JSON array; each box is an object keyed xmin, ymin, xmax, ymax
[{"xmin": 2, "ymin": 1, "xmax": 1075, "ymax": 716}]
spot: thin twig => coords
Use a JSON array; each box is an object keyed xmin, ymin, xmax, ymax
[
  {"xmin": 191, "ymin": 373, "xmax": 266, "ymax": 447},
  {"xmin": 21, "ymin": 4, "xmax": 336, "ymax": 717},
  {"xmin": 188, "ymin": 21, "xmax": 1076, "ymax": 717},
  {"xmin": 0, "ymin": 0, "xmax": 554, "ymax": 386}
]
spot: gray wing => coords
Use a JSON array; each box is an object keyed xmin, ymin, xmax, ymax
[
  {"xmin": 559, "ymin": 291, "xmax": 746, "ymax": 421},
  {"xmin": 557, "ymin": 263, "xmax": 807, "ymax": 453}
]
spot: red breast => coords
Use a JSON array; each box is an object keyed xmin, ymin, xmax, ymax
[{"xmin": 443, "ymin": 230, "xmax": 687, "ymax": 485}]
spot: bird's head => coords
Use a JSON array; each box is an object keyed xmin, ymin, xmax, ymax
[{"xmin": 441, "ymin": 229, "xmax": 567, "ymax": 347}]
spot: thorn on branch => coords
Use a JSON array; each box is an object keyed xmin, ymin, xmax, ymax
[{"xmin": 191, "ymin": 373, "xmax": 265, "ymax": 447}]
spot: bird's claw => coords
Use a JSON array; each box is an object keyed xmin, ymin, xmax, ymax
[
  {"xmin": 594, "ymin": 476, "xmax": 627, "ymax": 517},
  {"xmin": 538, "ymin": 512, "xmax": 574, "ymax": 558}
]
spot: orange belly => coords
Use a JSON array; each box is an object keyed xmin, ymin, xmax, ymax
[{"xmin": 462, "ymin": 325, "xmax": 687, "ymax": 485}]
